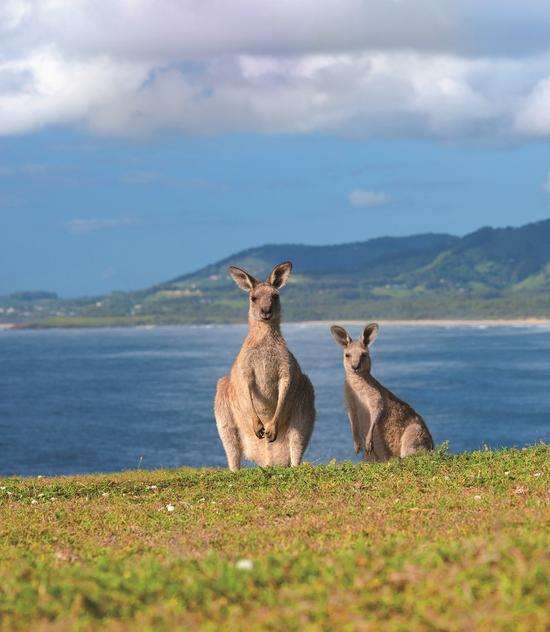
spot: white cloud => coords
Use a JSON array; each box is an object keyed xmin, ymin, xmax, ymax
[
  {"xmin": 65, "ymin": 217, "xmax": 140, "ymax": 235},
  {"xmin": 1, "ymin": 1, "xmax": 550, "ymax": 140},
  {"xmin": 542, "ymin": 172, "xmax": 550, "ymax": 194},
  {"xmin": 349, "ymin": 189, "xmax": 391, "ymax": 207}
]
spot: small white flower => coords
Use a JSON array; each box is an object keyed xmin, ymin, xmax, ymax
[
  {"xmin": 166, "ymin": 504, "xmax": 175, "ymax": 512},
  {"xmin": 236, "ymin": 559, "xmax": 253, "ymax": 571},
  {"xmin": 147, "ymin": 485, "xmax": 158, "ymax": 490},
  {"xmin": 504, "ymin": 471, "xmax": 510, "ymax": 476},
  {"xmin": 37, "ymin": 475, "xmax": 43, "ymax": 479},
  {"xmin": 101, "ymin": 492, "xmax": 109, "ymax": 497},
  {"xmin": 0, "ymin": 486, "xmax": 6, "ymax": 491},
  {"xmin": 31, "ymin": 499, "xmax": 38, "ymax": 504},
  {"xmin": 473, "ymin": 495, "xmax": 482, "ymax": 501},
  {"xmin": 534, "ymin": 472, "xmax": 542, "ymax": 478}
]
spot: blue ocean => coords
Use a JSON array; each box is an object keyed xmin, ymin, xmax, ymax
[{"xmin": 1, "ymin": 324, "xmax": 548, "ymax": 476}]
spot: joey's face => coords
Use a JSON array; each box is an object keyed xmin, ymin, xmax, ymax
[
  {"xmin": 330, "ymin": 323, "xmax": 379, "ymax": 376},
  {"xmin": 343, "ymin": 340, "xmax": 372, "ymax": 375},
  {"xmin": 249, "ymin": 283, "xmax": 281, "ymax": 323}
]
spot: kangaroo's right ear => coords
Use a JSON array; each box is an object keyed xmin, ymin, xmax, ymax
[
  {"xmin": 267, "ymin": 261, "xmax": 292, "ymax": 289},
  {"xmin": 362, "ymin": 322, "xmax": 379, "ymax": 347},
  {"xmin": 228, "ymin": 266, "xmax": 258, "ymax": 292},
  {"xmin": 330, "ymin": 325, "xmax": 351, "ymax": 347}
]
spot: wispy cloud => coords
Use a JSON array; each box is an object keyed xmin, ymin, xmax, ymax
[
  {"xmin": 65, "ymin": 217, "xmax": 140, "ymax": 235},
  {"xmin": 0, "ymin": 163, "xmax": 49, "ymax": 177},
  {"xmin": 349, "ymin": 189, "xmax": 391, "ymax": 208},
  {"xmin": 121, "ymin": 171, "xmax": 160, "ymax": 184}
]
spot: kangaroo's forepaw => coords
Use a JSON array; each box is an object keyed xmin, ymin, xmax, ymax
[
  {"xmin": 253, "ymin": 418, "xmax": 265, "ymax": 439},
  {"xmin": 264, "ymin": 425, "xmax": 278, "ymax": 443},
  {"xmin": 365, "ymin": 438, "xmax": 374, "ymax": 455}
]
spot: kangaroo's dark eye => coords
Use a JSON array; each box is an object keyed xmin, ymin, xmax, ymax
[
  {"xmin": 250, "ymin": 296, "xmax": 257, "ymax": 302},
  {"xmin": 345, "ymin": 353, "xmax": 351, "ymax": 358}
]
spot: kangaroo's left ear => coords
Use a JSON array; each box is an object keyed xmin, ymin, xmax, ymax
[
  {"xmin": 362, "ymin": 323, "xmax": 379, "ymax": 347},
  {"xmin": 267, "ymin": 261, "xmax": 292, "ymax": 289},
  {"xmin": 330, "ymin": 325, "xmax": 351, "ymax": 347}
]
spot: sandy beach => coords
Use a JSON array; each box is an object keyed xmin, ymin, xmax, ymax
[{"xmin": 296, "ymin": 319, "xmax": 550, "ymax": 328}]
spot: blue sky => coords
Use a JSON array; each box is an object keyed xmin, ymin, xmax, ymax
[{"xmin": 1, "ymin": 1, "xmax": 550, "ymax": 296}]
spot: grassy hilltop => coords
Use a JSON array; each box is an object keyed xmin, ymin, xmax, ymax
[
  {"xmin": 0, "ymin": 445, "xmax": 548, "ymax": 630},
  {"xmin": 2, "ymin": 219, "xmax": 550, "ymax": 327}
]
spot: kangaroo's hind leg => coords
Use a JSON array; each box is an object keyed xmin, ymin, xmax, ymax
[
  {"xmin": 288, "ymin": 374, "xmax": 316, "ymax": 467},
  {"xmin": 400, "ymin": 423, "xmax": 431, "ymax": 458},
  {"xmin": 214, "ymin": 376, "xmax": 242, "ymax": 471}
]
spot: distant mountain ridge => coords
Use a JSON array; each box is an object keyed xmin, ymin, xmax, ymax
[
  {"xmin": 2, "ymin": 219, "xmax": 549, "ymax": 326},
  {"xmin": 170, "ymin": 232, "xmax": 459, "ymax": 281}
]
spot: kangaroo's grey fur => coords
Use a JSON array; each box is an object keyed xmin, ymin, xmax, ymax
[
  {"xmin": 330, "ymin": 323, "xmax": 433, "ymax": 461},
  {"xmin": 214, "ymin": 262, "xmax": 315, "ymax": 470}
]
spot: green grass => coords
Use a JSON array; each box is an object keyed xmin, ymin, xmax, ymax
[{"xmin": 1, "ymin": 446, "xmax": 548, "ymax": 630}]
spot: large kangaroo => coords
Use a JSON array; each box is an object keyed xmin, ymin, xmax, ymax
[
  {"xmin": 330, "ymin": 323, "xmax": 433, "ymax": 461},
  {"xmin": 214, "ymin": 261, "xmax": 315, "ymax": 470}
]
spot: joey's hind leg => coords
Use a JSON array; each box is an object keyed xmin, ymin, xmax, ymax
[
  {"xmin": 214, "ymin": 377, "xmax": 242, "ymax": 471},
  {"xmin": 400, "ymin": 424, "xmax": 428, "ymax": 458}
]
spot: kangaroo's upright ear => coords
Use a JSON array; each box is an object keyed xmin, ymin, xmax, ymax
[
  {"xmin": 228, "ymin": 266, "xmax": 258, "ymax": 292},
  {"xmin": 330, "ymin": 325, "xmax": 351, "ymax": 347},
  {"xmin": 267, "ymin": 261, "xmax": 292, "ymax": 289},
  {"xmin": 362, "ymin": 323, "xmax": 379, "ymax": 347}
]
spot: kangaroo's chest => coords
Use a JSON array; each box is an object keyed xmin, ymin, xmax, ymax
[
  {"xmin": 245, "ymin": 345, "xmax": 293, "ymax": 416},
  {"xmin": 248, "ymin": 347, "xmax": 284, "ymax": 394}
]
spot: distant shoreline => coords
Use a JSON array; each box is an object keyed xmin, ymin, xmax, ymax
[{"xmin": 2, "ymin": 318, "xmax": 550, "ymax": 331}]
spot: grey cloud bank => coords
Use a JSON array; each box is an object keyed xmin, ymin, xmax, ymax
[{"xmin": 1, "ymin": 1, "xmax": 550, "ymax": 140}]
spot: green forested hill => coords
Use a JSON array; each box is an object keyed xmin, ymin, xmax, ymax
[{"xmin": 3, "ymin": 219, "xmax": 550, "ymax": 327}]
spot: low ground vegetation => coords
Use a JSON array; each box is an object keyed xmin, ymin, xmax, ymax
[{"xmin": 0, "ymin": 446, "xmax": 548, "ymax": 629}]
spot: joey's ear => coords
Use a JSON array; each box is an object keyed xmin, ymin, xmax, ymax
[
  {"xmin": 267, "ymin": 261, "xmax": 292, "ymax": 289},
  {"xmin": 228, "ymin": 266, "xmax": 258, "ymax": 292},
  {"xmin": 362, "ymin": 323, "xmax": 379, "ymax": 347},
  {"xmin": 330, "ymin": 325, "xmax": 351, "ymax": 347}
]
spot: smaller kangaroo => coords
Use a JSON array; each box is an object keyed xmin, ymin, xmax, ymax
[
  {"xmin": 214, "ymin": 261, "xmax": 315, "ymax": 470},
  {"xmin": 330, "ymin": 323, "xmax": 433, "ymax": 461}
]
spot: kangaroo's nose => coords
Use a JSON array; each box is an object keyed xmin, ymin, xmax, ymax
[
  {"xmin": 352, "ymin": 362, "xmax": 361, "ymax": 371},
  {"xmin": 260, "ymin": 308, "xmax": 272, "ymax": 320}
]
